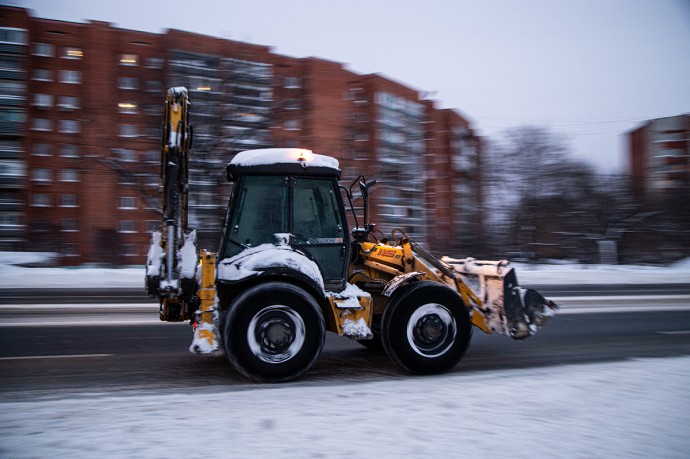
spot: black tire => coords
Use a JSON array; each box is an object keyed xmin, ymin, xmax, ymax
[
  {"xmin": 381, "ymin": 281, "xmax": 472, "ymax": 374},
  {"xmin": 223, "ymin": 281, "xmax": 326, "ymax": 383}
]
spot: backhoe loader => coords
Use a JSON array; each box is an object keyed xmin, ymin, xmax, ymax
[{"xmin": 146, "ymin": 87, "xmax": 558, "ymax": 382}]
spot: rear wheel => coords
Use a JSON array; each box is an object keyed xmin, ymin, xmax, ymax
[
  {"xmin": 223, "ymin": 282, "xmax": 326, "ymax": 383},
  {"xmin": 381, "ymin": 281, "xmax": 472, "ymax": 374}
]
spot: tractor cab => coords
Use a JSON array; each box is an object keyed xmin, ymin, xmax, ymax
[{"xmin": 221, "ymin": 148, "xmax": 350, "ymax": 291}]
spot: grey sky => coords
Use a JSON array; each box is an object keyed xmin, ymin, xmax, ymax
[{"xmin": 12, "ymin": 0, "xmax": 690, "ymax": 172}]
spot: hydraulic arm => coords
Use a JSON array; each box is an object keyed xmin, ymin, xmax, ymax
[{"xmin": 145, "ymin": 87, "xmax": 198, "ymax": 322}]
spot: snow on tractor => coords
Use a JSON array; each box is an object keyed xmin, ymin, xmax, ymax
[{"xmin": 146, "ymin": 88, "xmax": 558, "ymax": 382}]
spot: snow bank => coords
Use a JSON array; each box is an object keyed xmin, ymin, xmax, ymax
[
  {"xmin": 515, "ymin": 260, "xmax": 690, "ymax": 285},
  {"xmin": 0, "ymin": 252, "xmax": 688, "ymax": 289},
  {"xmin": 0, "ymin": 356, "xmax": 687, "ymax": 458}
]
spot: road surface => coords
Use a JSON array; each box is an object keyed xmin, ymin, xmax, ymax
[{"xmin": 1, "ymin": 292, "xmax": 689, "ymax": 400}]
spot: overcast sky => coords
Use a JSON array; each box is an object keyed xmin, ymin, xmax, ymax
[{"xmin": 11, "ymin": 0, "xmax": 690, "ymax": 173}]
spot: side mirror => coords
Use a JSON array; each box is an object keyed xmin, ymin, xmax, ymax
[{"xmin": 359, "ymin": 179, "xmax": 377, "ymax": 199}]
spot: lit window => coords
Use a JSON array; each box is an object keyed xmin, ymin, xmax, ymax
[
  {"xmin": 62, "ymin": 47, "xmax": 83, "ymax": 59},
  {"xmin": 33, "ymin": 42, "xmax": 55, "ymax": 57},
  {"xmin": 118, "ymin": 102, "xmax": 138, "ymax": 113},
  {"xmin": 119, "ymin": 54, "xmax": 139, "ymax": 65},
  {"xmin": 59, "ymin": 70, "xmax": 81, "ymax": 84},
  {"xmin": 59, "ymin": 194, "xmax": 78, "ymax": 207}
]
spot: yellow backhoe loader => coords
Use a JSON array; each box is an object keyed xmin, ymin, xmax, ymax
[{"xmin": 146, "ymin": 88, "xmax": 558, "ymax": 382}]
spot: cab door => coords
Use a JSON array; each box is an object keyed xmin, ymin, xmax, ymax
[{"xmin": 291, "ymin": 177, "xmax": 349, "ymax": 290}]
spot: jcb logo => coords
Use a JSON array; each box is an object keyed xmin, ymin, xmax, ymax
[{"xmin": 376, "ymin": 248, "xmax": 399, "ymax": 258}]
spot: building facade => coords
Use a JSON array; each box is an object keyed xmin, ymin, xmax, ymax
[
  {"xmin": 0, "ymin": 6, "xmax": 483, "ymax": 264},
  {"xmin": 629, "ymin": 114, "xmax": 690, "ymax": 199}
]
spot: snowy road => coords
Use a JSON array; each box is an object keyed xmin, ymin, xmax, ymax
[{"xmin": 1, "ymin": 306, "xmax": 690, "ymax": 458}]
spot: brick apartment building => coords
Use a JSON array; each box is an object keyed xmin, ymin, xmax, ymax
[
  {"xmin": 628, "ymin": 113, "xmax": 690, "ymax": 200},
  {"xmin": 0, "ymin": 6, "xmax": 483, "ymax": 265}
]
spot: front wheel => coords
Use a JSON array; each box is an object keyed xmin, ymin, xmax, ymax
[
  {"xmin": 381, "ymin": 281, "xmax": 472, "ymax": 374},
  {"xmin": 223, "ymin": 282, "xmax": 326, "ymax": 383}
]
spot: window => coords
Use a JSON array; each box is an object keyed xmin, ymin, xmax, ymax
[
  {"xmin": 121, "ymin": 244, "xmax": 138, "ymax": 256},
  {"xmin": 59, "ymin": 169, "xmax": 79, "ymax": 182},
  {"xmin": 118, "ymin": 102, "xmax": 138, "ymax": 114},
  {"xmin": 33, "ymin": 68, "xmax": 53, "ymax": 81},
  {"xmin": 145, "ymin": 57, "xmax": 164, "ymax": 69},
  {"xmin": 61, "ymin": 219, "xmax": 78, "ymax": 232},
  {"xmin": 118, "ymin": 77, "xmax": 138, "ymax": 89},
  {"xmin": 284, "ymin": 99, "xmax": 301, "ymax": 110},
  {"xmin": 59, "ymin": 70, "xmax": 81, "ymax": 84},
  {"xmin": 118, "ymin": 197, "xmax": 137, "ymax": 209},
  {"xmin": 32, "ymin": 218, "xmax": 50, "ymax": 232},
  {"xmin": 113, "ymin": 148, "xmax": 136, "ymax": 162},
  {"xmin": 143, "ymin": 150, "xmax": 159, "ymax": 163},
  {"xmin": 284, "ymin": 77, "xmax": 301, "ymax": 88},
  {"xmin": 0, "ymin": 28, "xmax": 28, "ymax": 45},
  {"xmin": 31, "ymin": 194, "xmax": 51, "ymax": 207},
  {"xmin": 33, "ymin": 42, "xmax": 55, "ymax": 57},
  {"xmin": 119, "ymin": 54, "xmax": 139, "ymax": 66},
  {"xmin": 59, "ymin": 144, "xmax": 79, "ymax": 158},
  {"xmin": 31, "ymin": 118, "xmax": 52, "ymax": 131},
  {"xmin": 225, "ymin": 175, "xmax": 288, "ymax": 258},
  {"xmin": 32, "ymin": 143, "xmax": 52, "ymax": 156},
  {"xmin": 62, "ymin": 47, "xmax": 83, "ymax": 59},
  {"xmin": 32, "ymin": 93, "xmax": 53, "ymax": 108},
  {"xmin": 0, "ymin": 81, "xmax": 24, "ymax": 96},
  {"xmin": 118, "ymin": 125, "xmax": 138, "ymax": 137},
  {"xmin": 31, "ymin": 168, "xmax": 52, "ymax": 183},
  {"xmin": 59, "ymin": 194, "xmax": 78, "ymax": 207},
  {"xmin": 144, "ymin": 80, "xmax": 162, "ymax": 92},
  {"xmin": 62, "ymin": 243, "xmax": 79, "ymax": 257},
  {"xmin": 144, "ymin": 220, "xmax": 158, "ymax": 233},
  {"xmin": 59, "ymin": 120, "xmax": 80, "ymax": 134},
  {"xmin": 58, "ymin": 96, "xmax": 80, "ymax": 110},
  {"xmin": 284, "ymin": 119, "xmax": 301, "ymax": 131},
  {"xmin": 118, "ymin": 220, "xmax": 136, "ymax": 233}
]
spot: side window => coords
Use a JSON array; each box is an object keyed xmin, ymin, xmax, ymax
[
  {"xmin": 293, "ymin": 178, "xmax": 343, "ymax": 243},
  {"xmin": 225, "ymin": 175, "xmax": 288, "ymax": 257}
]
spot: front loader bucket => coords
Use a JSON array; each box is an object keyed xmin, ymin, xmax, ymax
[{"xmin": 441, "ymin": 257, "xmax": 559, "ymax": 340}]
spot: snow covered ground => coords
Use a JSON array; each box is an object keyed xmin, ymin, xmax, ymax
[
  {"xmin": 1, "ymin": 251, "xmax": 689, "ymax": 288},
  {"xmin": 1, "ymin": 356, "xmax": 688, "ymax": 458},
  {"xmin": 1, "ymin": 253, "xmax": 689, "ymax": 457}
]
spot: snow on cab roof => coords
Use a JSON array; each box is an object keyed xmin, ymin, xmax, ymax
[{"xmin": 230, "ymin": 148, "xmax": 339, "ymax": 170}]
